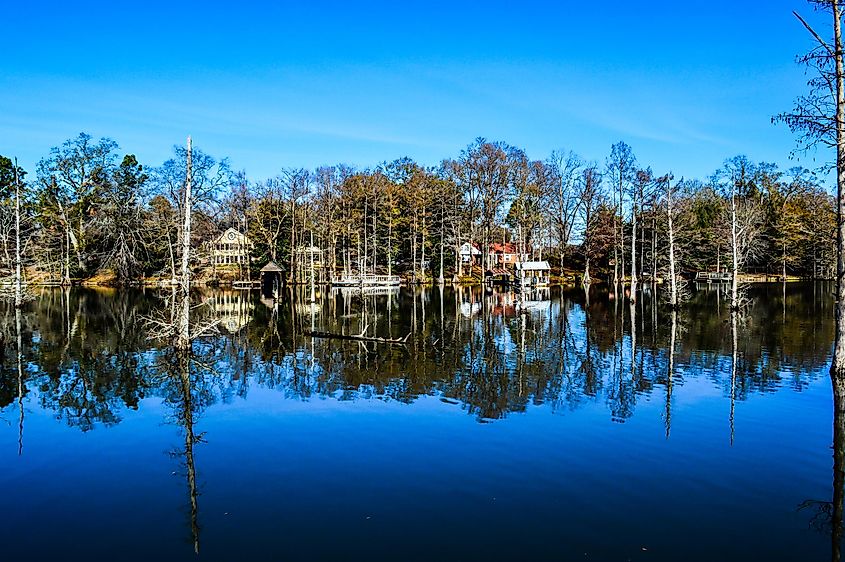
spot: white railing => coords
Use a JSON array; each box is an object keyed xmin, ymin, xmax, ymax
[
  {"xmin": 695, "ymin": 271, "xmax": 732, "ymax": 281},
  {"xmin": 332, "ymin": 274, "xmax": 402, "ymax": 286}
]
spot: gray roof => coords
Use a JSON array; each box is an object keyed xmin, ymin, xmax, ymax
[{"xmin": 261, "ymin": 261, "xmax": 284, "ymax": 272}]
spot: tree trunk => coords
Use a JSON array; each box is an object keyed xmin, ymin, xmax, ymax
[
  {"xmin": 388, "ymin": 203, "xmax": 394, "ymax": 278},
  {"xmin": 835, "ymin": 0, "xmax": 845, "ymax": 377},
  {"xmin": 411, "ymin": 213, "xmax": 417, "ymax": 280},
  {"xmin": 613, "ymin": 225, "xmax": 619, "ymax": 293},
  {"xmin": 13, "ymin": 158, "xmax": 22, "ymax": 309},
  {"xmin": 371, "ymin": 193, "xmax": 377, "ymax": 274},
  {"xmin": 3, "ymin": 239, "xmax": 10, "ymax": 273},
  {"xmin": 167, "ymin": 230, "xmax": 177, "ymax": 282},
  {"xmin": 438, "ymin": 219, "xmax": 445, "ymax": 284},
  {"xmin": 64, "ymin": 226, "xmax": 71, "ymax": 286},
  {"xmin": 651, "ymin": 215, "xmax": 657, "ymax": 283},
  {"xmin": 640, "ymin": 209, "xmax": 645, "ymax": 283},
  {"xmin": 730, "ymin": 188, "xmax": 740, "ymax": 311},
  {"xmin": 619, "ymin": 177, "xmax": 626, "ymax": 288},
  {"xmin": 483, "ymin": 228, "xmax": 490, "ymax": 275},
  {"xmin": 177, "ymin": 136, "xmax": 193, "ymax": 351},
  {"xmin": 667, "ymin": 182, "xmax": 678, "ymax": 308},
  {"xmin": 289, "ymin": 199, "xmax": 296, "ymax": 284},
  {"xmin": 631, "ymin": 199, "xmax": 638, "ymax": 301},
  {"xmin": 420, "ymin": 213, "xmax": 426, "ymax": 281},
  {"xmin": 583, "ymin": 253, "xmax": 591, "ymax": 286}
]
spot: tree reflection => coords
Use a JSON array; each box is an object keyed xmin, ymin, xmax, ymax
[
  {"xmin": 158, "ymin": 348, "xmax": 204, "ymax": 555},
  {"xmin": 799, "ymin": 377, "xmax": 845, "ymax": 561},
  {"xmin": 0, "ymin": 283, "xmax": 835, "ymax": 433},
  {"xmin": 0, "ymin": 282, "xmax": 838, "ymax": 557}
]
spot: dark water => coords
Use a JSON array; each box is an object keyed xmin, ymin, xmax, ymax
[{"xmin": 0, "ymin": 283, "xmax": 839, "ymax": 561}]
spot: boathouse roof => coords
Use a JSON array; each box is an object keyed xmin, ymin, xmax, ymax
[{"xmin": 261, "ymin": 261, "xmax": 284, "ymax": 272}]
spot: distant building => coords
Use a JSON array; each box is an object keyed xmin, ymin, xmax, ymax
[
  {"xmin": 211, "ymin": 228, "xmax": 252, "ymax": 266},
  {"xmin": 260, "ymin": 261, "xmax": 284, "ymax": 297},
  {"xmin": 516, "ymin": 260, "xmax": 551, "ymax": 286},
  {"xmin": 459, "ymin": 242, "xmax": 482, "ymax": 265},
  {"xmin": 488, "ymin": 243, "xmax": 529, "ymax": 267}
]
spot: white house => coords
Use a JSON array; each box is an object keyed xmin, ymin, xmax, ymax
[
  {"xmin": 459, "ymin": 242, "xmax": 482, "ymax": 264},
  {"xmin": 211, "ymin": 228, "xmax": 253, "ymax": 266}
]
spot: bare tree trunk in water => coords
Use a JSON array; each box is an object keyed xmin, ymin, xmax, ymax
[
  {"xmin": 177, "ymin": 137, "xmax": 193, "ymax": 351},
  {"xmin": 13, "ymin": 158, "xmax": 22, "ymax": 309},
  {"xmin": 291, "ymin": 199, "xmax": 298, "ymax": 283},
  {"xmin": 612, "ymin": 220, "xmax": 619, "ymax": 295},
  {"xmin": 583, "ymin": 278, "xmax": 590, "ymax": 307},
  {"xmin": 826, "ymin": 0, "xmax": 845, "ymax": 506},
  {"xmin": 64, "ymin": 227, "xmax": 71, "ymax": 286},
  {"xmin": 667, "ymin": 179, "xmax": 678, "ymax": 308},
  {"xmin": 651, "ymin": 216, "xmax": 657, "ymax": 283},
  {"xmin": 420, "ymin": 214, "xmax": 426, "ymax": 281},
  {"xmin": 640, "ymin": 211, "xmax": 645, "ymax": 284},
  {"xmin": 438, "ymin": 227, "xmax": 444, "ymax": 285},
  {"xmin": 583, "ymin": 255, "xmax": 591, "ymax": 287},
  {"xmin": 631, "ymin": 197, "xmax": 638, "ymax": 302},
  {"xmin": 832, "ymin": 0, "xmax": 845, "ymax": 378},
  {"xmin": 167, "ymin": 230, "xmax": 176, "ymax": 282},
  {"xmin": 730, "ymin": 184, "xmax": 740, "ymax": 312},
  {"xmin": 618, "ymin": 178, "xmax": 625, "ymax": 289}
]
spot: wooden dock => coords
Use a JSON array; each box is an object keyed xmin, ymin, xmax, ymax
[
  {"xmin": 232, "ymin": 280, "xmax": 261, "ymax": 289},
  {"xmin": 695, "ymin": 271, "xmax": 732, "ymax": 283}
]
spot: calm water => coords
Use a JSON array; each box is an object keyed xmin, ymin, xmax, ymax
[{"xmin": 0, "ymin": 283, "xmax": 839, "ymax": 561}]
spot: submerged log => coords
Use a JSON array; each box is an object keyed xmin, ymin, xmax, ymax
[{"xmin": 304, "ymin": 324, "xmax": 410, "ymax": 345}]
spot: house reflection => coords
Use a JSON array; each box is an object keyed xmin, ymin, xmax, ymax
[{"xmin": 204, "ymin": 290, "xmax": 254, "ymax": 334}]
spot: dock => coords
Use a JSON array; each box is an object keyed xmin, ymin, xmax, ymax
[
  {"xmin": 232, "ymin": 280, "xmax": 261, "ymax": 290},
  {"xmin": 695, "ymin": 271, "xmax": 732, "ymax": 283},
  {"xmin": 331, "ymin": 274, "xmax": 401, "ymax": 288}
]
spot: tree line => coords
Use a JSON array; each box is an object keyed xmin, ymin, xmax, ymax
[{"xmin": 0, "ymin": 133, "xmax": 834, "ymax": 287}]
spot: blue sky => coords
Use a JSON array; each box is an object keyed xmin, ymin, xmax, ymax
[{"xmin": 0, "ymin": 0, "xmax": 833, "ymax": 183}]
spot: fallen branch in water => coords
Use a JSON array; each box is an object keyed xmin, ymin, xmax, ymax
[{"xmin": 304, "ymin": 325, "xmax": 411, "ymax": 345}]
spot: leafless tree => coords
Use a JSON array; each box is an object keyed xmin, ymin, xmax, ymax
[
  {"xmin": 577, "ymin": 165, "xmax": 603, "ymax": 285},
  {"xmin": 545, "ymin": 150, "xmax": 583, "ymax": 270},
  {"xmin": 716, "ymin": 157, "xmax": 766, "ymax": 311},
  {"xmin": 605, "ymin": 142, "xmax": 637, "ymax": 294},
  {"xmin": 777, "ymin": 0, "xmax": 845, "ymax": 378}
]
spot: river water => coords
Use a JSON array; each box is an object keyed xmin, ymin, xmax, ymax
[{"xmin": 0, "ymin": 283, "xmax": 838, "ymax": 561}]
